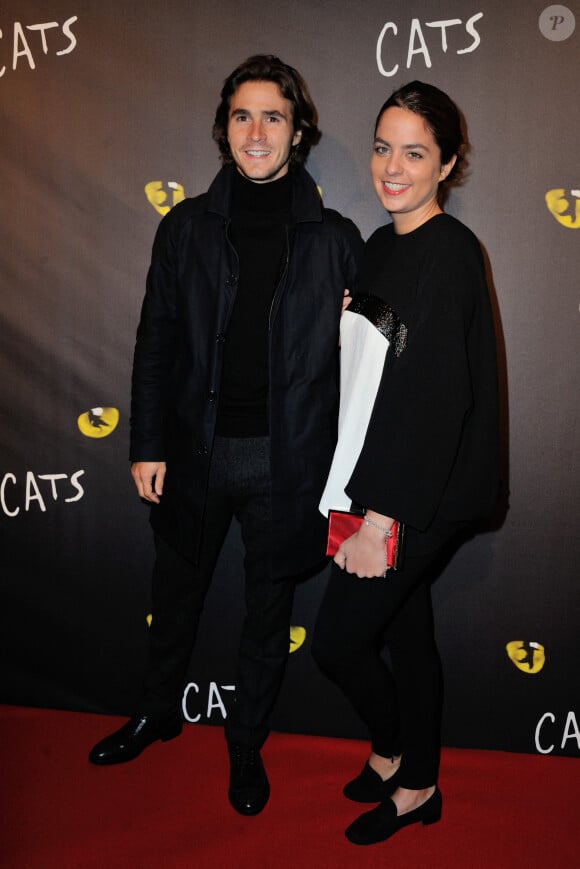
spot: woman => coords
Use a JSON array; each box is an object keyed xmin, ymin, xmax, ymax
[{"xmin": 313, "ymin": 81, "xmax": 500, "ymax": 846}]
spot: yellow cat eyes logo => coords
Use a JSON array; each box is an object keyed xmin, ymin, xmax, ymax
[
  {"xmin": 506, "ymin": 640, "xmax": 546, "ymax": 674},
  {"xmin": 289, "ymin": 626, "xmax": 306, "ymax": 653},
  {"xmin": 77, "ymin": 407, "xmax": 119, "ymax": 438},
  {"xmin": 145, "ymin": 181, "xmax": 186, "ymax": 216},
  {"xmin": 545, "ymin": 188, "xmax": 580, "ymax": 228}
]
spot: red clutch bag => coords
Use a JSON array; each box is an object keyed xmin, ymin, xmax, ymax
[{"xmin": 326, "ymin": 510, "xmax": 405, "ymax": 571}]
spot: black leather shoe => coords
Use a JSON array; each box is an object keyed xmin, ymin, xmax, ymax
[
  {"xmin": 345, "ymin": 787, "xmax": 442, "ymax": 845},
  {"xmin": 227, "ymin": 744, "xmax": 270, "ymax": 815},
  {"xmin": 343, "ymin": 762, "xmax": 402, "ymax": 802},
  {"xmin": 89, "ymin": 713, "xmax": 183, "ymax": 765}
]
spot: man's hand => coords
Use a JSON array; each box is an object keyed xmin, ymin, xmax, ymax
[{"xmin": 131, "ymin": 461, "xmax": 166, "ymax": 504}]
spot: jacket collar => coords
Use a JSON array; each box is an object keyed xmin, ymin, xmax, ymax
[{"xmin": 205, "ymin": 163, "xmax": 323, "ymax": 224}]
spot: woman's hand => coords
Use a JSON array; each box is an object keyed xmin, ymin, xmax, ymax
[{"xmin": 333, "ymin": 512, "xmax": 396, "ymax": 578}]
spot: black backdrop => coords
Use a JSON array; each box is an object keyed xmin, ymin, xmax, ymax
[{"xmin": 2, "ymin": 0, "xmax": 579, "ymax": 757}]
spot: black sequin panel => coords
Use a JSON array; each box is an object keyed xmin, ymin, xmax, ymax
[{"xmin": 348, "ymin": 294, "xmax": 408, "ymax": 357}]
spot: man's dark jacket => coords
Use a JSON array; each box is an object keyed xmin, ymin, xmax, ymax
[{"xmin": 131, "ymin": 164, "xmax": 363, "ymax": 578}]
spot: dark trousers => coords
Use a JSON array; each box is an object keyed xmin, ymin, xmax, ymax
[
  {"xmin": 140, "ymin": 436, "xmax": 295, "ymax": 748},
  {"xmin": 312, "ymin": 545, "xmax": 453, "ymax": 789}
]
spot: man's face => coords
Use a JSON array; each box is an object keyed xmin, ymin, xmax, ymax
[{"xmin": 227, "ymin": 80, "xmax": 302, "ymax": 183}]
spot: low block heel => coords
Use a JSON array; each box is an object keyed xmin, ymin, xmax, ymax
[
  {"xmin": 160, "ymin": 721, "xmax": 183, "ymax": 741},
  {"xmin": 420, "ymin": 791, "xmax": 442, "ymax": 825}
]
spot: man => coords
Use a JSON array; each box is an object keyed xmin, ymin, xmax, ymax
[{"xmin": 89, "ymin": 55, "xmax": 362, "ymax": 815}]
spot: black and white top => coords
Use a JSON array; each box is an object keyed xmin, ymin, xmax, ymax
[
  {"xmin": 319, "ymin": 295, "xmax": 407, "ymax": 515},
  {"xmin": 320, "ymin": 213, "xmax": 500, "ymax": 555}
]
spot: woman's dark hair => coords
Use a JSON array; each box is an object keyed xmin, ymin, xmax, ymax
[
  {"xmin": 212, "ymin": 55, "xmax": 321, "ymax": 167},
  {"xmin": 375, "ymin": 81, "xmax": 464, "ymax": 183}
]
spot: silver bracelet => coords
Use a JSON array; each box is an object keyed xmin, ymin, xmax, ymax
[{"xmin": 364, "ymin": 516, "xmax": 393, "ymax": 538}]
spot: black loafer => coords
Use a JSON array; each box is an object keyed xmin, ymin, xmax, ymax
[
  {"xmin": 345, "ymin": 787, "xmax": 442, "ymax": 845},
  {"xmin": 343, "ymin": 762, "xmax": 402, "ymax": 802},
  {"xmin": 227, "ymin": 743, "xmax": 270, "ymax": 815},
  {"xmin": 89, "ymin": 713, "xmax": 183, "ymax": 765}
]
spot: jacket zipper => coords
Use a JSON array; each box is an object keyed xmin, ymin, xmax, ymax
[{"xmin": 268, "ymin": 225, "xmax": 290, "ymax": 330}]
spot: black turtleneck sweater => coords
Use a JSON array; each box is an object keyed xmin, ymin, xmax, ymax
[{"xmin": 215, "ymin": 170, "xmax": 292, "ymax": 436}]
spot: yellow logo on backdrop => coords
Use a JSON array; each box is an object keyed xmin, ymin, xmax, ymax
[
  {"xmin": 145, "ymin": 181, "xmax": 186, "ymax": 216},
  {"xmin": 289, "ymin": 626, "xmax": 306, "ymax": 653},
  {"xmin": 77, "ymin": 407, "xmax": 119, "ymax": 438},
  {"xmin": 506, "ymin": 640, "xmax": 546, "ymax": 674},
  {"xmin": 545, "ymin": 188, "xmax": 580, "ymax": 228}
]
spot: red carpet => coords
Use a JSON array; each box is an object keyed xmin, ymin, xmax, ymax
[{"xmin": 1, "ymin": 705, "xmax": 578, "ymax": 868}]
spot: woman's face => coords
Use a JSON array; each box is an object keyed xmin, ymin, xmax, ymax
[{"xmin": 371, "ymin": 106, "xmax": 456, "ymax": 233}]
